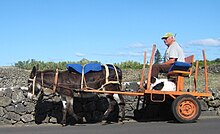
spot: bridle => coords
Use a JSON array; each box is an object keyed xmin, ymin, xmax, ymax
[
  {"xmin": 28, "ymin": 75, "xmax": 44, "ymax": 99},
  {"xmin": 28, "ymin": 69, "xmax": 59, "ymax": 99},
  {"xmin": 28, "ymin": 76, "xmax": 36, "ymax": 96}
]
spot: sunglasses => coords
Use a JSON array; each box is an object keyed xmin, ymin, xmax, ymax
[
  {"xmin": 163, "ymin": 37, "xmax": 170, "ymax": 41},
  {"xmin": 163, "ymin": 38, "xmax": 168, "ymax": 41}
]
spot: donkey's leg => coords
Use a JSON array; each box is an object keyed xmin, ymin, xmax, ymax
[
  {"xmin": 66, "ymin": 96, "xmax": 81, "ymax": 121},
  {"xmin": 116, "ymin": 94, "xmax": 125, "ymax": 122},
  {"xmin": 60, "ymin": 96, "xmax": 68, "ymax": 125},
  {"xmin": 103, "ymin": 94, "xmax": 116, "ymax": 120},
  {"xmin": 60, "ymin": 96, "xmax": 80, "ymax": 125}
]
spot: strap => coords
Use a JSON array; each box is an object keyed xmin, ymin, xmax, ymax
[
  {"xmin": 53, "ymin": 69, "xmax": 59, "ymax": 93},
  {"xmin": 41, "ymin": 72, "xmax": 44, "ymax": 86},
  {"xmin": 32, "ymin": 76, "xmax": 36, "ymax": 95},
  {"xmin": 112, "ymin": 65, "xmax": 119, "ymax": 81},
  {"xmin": 103, "ymin": 64, "xmax": 110, "ymax": 83},
  {"xmin": 81, "ymin": 66, "xmax": 85, "ymax": 89}
]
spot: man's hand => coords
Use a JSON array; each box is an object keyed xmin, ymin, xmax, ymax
[{"xmin": 163, "ymin": 58, "xmax": 176, "ymax": 65}]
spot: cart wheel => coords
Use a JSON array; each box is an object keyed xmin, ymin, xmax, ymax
[{"xmin": 172, "ymin": 94, "xmax": 201, "ymax": 123}]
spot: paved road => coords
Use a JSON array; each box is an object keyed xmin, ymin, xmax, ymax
[{"xmin": 0, "ymin": 117, "xmax": 220, "ymax": 134}]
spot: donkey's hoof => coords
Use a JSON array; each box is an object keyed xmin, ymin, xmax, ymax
[
  {"xmin": 119, "ymin": 120, "xmax": 124, "ymax": 125},
  {"xmin": 60, "ymin": 121, "xmax": 67, "ymax": 126},
  {"xmin": 102, "ymin": 114, "xmax": 108, "ymax": 120},
  {"xmin": 76, "ymin": 117, "xmax": 84, "ymax": 123},
  {"xmin": 101, "ymin": 120, "xmax": 111, "ymax": 125}
]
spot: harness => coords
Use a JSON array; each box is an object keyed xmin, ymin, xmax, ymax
[
  {"xmin": 29, "ymin": 64, "xmax": 121, "ymax": 96},
  {"xmin": 81, "ymin": 64, "xmax": 121, "ymax": 90}
]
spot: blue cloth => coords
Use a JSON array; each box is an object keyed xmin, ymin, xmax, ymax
[
  {"xmin": 169, "ymin": 61, "xmax": 192, "ymax": 72},
  {"xmin": 66, "ymin": 64, "xmax": 83, "ymax": 74},
  {"xmin": 84, "ymin": 63, "xmax": 102, "ymax": 74},
  {"xmin": 66, "ymin": 63, "xmax": 102, "ymax": 74}
]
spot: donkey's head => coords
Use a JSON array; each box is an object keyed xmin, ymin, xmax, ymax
[{"xmin": 27, "ymin": 66, "xmax": 43, "ymax": 99}]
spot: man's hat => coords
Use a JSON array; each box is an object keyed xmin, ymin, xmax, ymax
[{"xmin": 161, "ymin": 32, "xmax": 174, "ymax": 39}]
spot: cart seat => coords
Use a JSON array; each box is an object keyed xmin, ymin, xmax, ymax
[{"xmin": 167, "ymin": 55, "xmax": 194, "ymax": 91}]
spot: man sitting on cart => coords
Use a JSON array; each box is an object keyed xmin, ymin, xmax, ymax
[{"xmin": 151, "ymin": 32, "xmax": 185, "ymax": 79}]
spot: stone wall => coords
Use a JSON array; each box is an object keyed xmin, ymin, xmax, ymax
[
  {"xmin": 0, "ymin": 87, "xmax": 120, "ymax": 125},
  {"xmin": 0, "ymin": 83, "xmax": 220, "ymax": 126},
  {"xmin": 0, "ymin": 87, "xmax": 35, "ymax": 125}
]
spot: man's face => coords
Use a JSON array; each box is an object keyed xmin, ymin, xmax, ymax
[{"xmin": 163, "ymin": 36, "xmax": 173, "ymax": 46}]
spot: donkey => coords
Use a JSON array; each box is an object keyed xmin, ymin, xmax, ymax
[{"xmin": 27, "ymin": 65, "xmax": 125, "ymax": 125}]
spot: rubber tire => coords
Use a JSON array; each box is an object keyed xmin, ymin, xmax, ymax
[{"xmin": 172, "ymin": 94, "xmax": 201, "ymax": 123}]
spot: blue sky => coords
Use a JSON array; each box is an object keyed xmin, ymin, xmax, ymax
[{"xmin": 0, "ymin": 0, "xmax": 220, "ymax": 66}]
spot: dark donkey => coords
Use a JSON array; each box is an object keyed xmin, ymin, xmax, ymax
[{"xmin": 27, "ymin": 64, "xmax": 125, "ymax": 125}]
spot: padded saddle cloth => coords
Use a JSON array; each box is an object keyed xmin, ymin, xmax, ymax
[
  {"xmin": 168, "ymin": 61, "xmax": 192, "ymax": 72},
  {"xmin": 66, "ymin": 63, "xmax": 102, "ymax": 74}
]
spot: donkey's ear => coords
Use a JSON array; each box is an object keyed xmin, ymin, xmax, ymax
[{"xmin": 30, "ymin": 66, "xmax": 37, "ymax": 78}]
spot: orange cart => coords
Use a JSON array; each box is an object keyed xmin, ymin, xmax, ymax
[{"xmin": 83, "ymin": 44, "xmax": 212, "ymax": 123}]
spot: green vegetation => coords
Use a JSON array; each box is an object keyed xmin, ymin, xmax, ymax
[
  {"xmin": 14, "ymin": 57, "xmax": 220, "ymax": 71},
  {"xmin": 114, "ymin": 61, "xmax": 144, "ymax": 69},
  {"xmin": 197, "ymin": 58, "xmax": 220, "ymax": 66},
  {"xmin": 14, "ymin": 58, "xmax": 100, "ymax": 70},
  {"xmin": 14, "ymin": 48, "xmax": 220, "ymax": 70},
  {"xmin": 154, "ymin": 49, "xmax": 163, "ymax": 64},
  {"xmin": 14, "ymin": 58, "xmax": 144, "ymax": 70}
]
